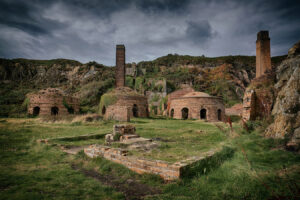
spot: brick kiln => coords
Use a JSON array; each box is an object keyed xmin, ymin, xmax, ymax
[
  {"xmin": 99, "ymin": 45, "xmax": 148, "ymax": 121},
  {"xmin": 27, "ymin": 88, "xmax": 79, "ymax": 116},
  {"xmin": 169, "ymin": 92, "xmax": 225, "ymax": 121}
]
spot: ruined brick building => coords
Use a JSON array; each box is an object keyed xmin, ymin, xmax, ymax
[
  {"xmin": 99, "ymin": 45, "xmax": 148, "ymax": 121},
  {"xmin": 168, "ymin": 89, "xmax": 225, "ymax": 121},
  {"xmin": 256, "ymin": 31, "xmax": 271, "ymax": 78},
  {"xmin": 27, "ymin": 88, "xmax": 79, "ymax": 116},
  {"xmin": 242, "ymin": 30, "xmax": 273, "ymax": 121}
]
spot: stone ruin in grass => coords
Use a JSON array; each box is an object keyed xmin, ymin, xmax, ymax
[{"xmin": 105, "ymin": 124, "xmax": 158, "ymax": 151}]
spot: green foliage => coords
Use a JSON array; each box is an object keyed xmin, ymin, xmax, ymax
[
  {"xmin": 98, "ymin": 94, "xmax": 118, "ymax": 115},
  {"xmin": 113, "ymin": 133, "xmax": 122, "ymax": 141},
  {"xmin": 125, "ymin": 76, "xmax": 134, "ymax": 88}
]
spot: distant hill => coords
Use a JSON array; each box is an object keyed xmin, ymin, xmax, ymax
[{"xmin": 0, "ymin": 54, "xmax": 286, "ymax": 117}]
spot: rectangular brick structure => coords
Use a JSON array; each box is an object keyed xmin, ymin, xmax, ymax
[
  {"xmin": 84, "ymin": 144, "xmax": 222, "ymax": 180},
  {"xmin": 116, "ymin": 44, "xmax": 125, "ymax": 87},
  {"xmin": 256, "ymin": 31, "xmax": 271, "ymax": 78}
]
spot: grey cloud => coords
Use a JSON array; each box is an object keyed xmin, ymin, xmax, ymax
[
  {"xmin": 0, "ymin": 0, "xmax": 299, "ymax": 65},
  {"xmin": 185, "ymin": 20, "xmax": 216, "ymax": 45}
]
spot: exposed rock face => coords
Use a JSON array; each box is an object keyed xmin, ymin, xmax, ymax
[
  {"xmin": 265, "ymin": 41, "xmax": 300, "ymax": 151},
  {"xmin": 242, "ymin": 73, "xmax": 275, "ymax": 121}
]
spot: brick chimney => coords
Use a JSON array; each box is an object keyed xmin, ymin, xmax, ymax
[
  {"xmin": 256, "ymin": 31, "xmax": 271, "ymax": 78},
  {"xmin": 116, "ymin": 44, "xmax": 125, "ymax": 87}
]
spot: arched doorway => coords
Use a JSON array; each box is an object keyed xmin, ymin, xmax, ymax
[
  {"xmin": 51, "ymin": 107, "xmax": 59, "ymax": 115},
  {"xmin": 181, "ymin": 108, "xmax": 189, "ymax": 120},
  {"xmin": 102, "ymin": 106, "xmax": 106, "ymax": 115},
  {"xmin": 33, "ymin": 106, "xmax": 40, "ymax": 116},
  {"xmin": 68, "ymin": 106, "xmax": 74, "ymax": 114},
  {"xmin": 132, "ymin": 104, "xmax": 138, "ymax": 117},
  {"xmin": 217, "ymin": 109, "xmax": 222, "ymax": 121},
  {"xmin": 153, "ymin": 106, "xmax": 158, "ymax": 115},
  {"xmin": 200, "ymin": 109, "xmax": 207, "ymax": 120},
  {"xmin": 170, "ymin": 109, "xmax": 174, "ymax": 118}
]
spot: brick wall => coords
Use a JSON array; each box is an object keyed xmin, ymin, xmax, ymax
[
  {"xmin": 104, "ymin": 105, "xmax": 130, "ymax": 122},
  {"xmin": 114, "ymin": 95, "xmax": 149, "ymax": 118}
]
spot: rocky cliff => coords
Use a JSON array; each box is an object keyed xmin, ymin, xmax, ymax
[{"xmin": 265, "ymin": 41, "xmax": 300, "ymax": 151}]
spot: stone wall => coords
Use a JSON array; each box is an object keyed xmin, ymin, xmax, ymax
[
  {"xmin": 27, "ymin": 88, "xmax": 79, "ymax": 116},
  {"xmin": 104, "ymin": 105, "xmax": 130, "ymax": 122},
  {"xmin": 169, "ymin": 97, "xmax": 225, "ymax": 121},
  {"xmin": 256, "ymin": 31, "xmax": 271, "ymax": 78},
  {"xmin": 84, "ymin": 144, "xmax": 221, "ymax": 180}
]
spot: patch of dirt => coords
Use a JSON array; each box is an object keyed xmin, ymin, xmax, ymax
[{"xmin": 71, "ymin": 163, "xmax": 161, "ymax": 200}]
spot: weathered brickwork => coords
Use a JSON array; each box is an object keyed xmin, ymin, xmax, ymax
[
  {"xmin": 84, "ymin": 144, "xmax": 220, "ymax": 180},
  {"xmin": 27, "ymin": 88, "xmax": 79, "ymax": 116},
  {"xmin": 116, "ymin": 45, "xmax": 125, "ymax": 87},
  {"xmin": 104, "ymin": 105, "xmax": 130, "ymax": 122},
  {"xmin": 256, "ymin": 31, "xmax": 271, "ymax": 78},
  {"xmin": 169, "ymin": 92, "xmax": 225, "ymax": 121},
  {"xmin": 114, "ymin": 95, "xmax": 149, "ymax": 118}
]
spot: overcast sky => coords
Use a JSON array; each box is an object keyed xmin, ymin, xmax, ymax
[{"xmin": 0, "ymin": 0, "xmax": 299, "ymax": 65}]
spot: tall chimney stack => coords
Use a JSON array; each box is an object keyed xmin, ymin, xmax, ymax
[
  {"xmin": 256, "ymin": 30, "xmax": 271, "ymax": 78},
  {"xmin": 116, "ymin": 44, "xmax": 125, "ymax": 87}
]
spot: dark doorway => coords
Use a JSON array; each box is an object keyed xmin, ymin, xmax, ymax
[
  {"xmin": 153, "ymin": 106, "xmax": 158, "ymax": 115},
  {"xmin": 170, "ymin": 109, "xmax": 174, "ymax": 118},
  {"xmin": 51, "ymin": 107, "xmax": 59, "ymax": 115},
  {"xmin": 102, "ymin": 106, "xmax": 106, "ymax": 115},
  {"xmin": 68, "ymin": 106, "xmax": 74, "ymax": 114},
  {"xmin": 200, "ymin": 109, "xmax": 207, "ymax": 120},
  {"xmin": 218, "ymin": 109, "xmax": 222, "ymax": 121},
  {"xmin": 132, "ymin": 104, "xmax": 138, "ymax": 117},
  {"xmin": 181, "ymin": 108, "xmax": 189, "ymax": 120},
  {"xmin": 33, "ymin": 106, "xmax": 40, "ymax": 116}
]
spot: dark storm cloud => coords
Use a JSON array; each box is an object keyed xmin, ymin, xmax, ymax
[
  {"xmin": 186, "ymin": 20, "xmax": 216, "ymax": 45},
  {"xmin": 0, "ymin": 0, "xmax": 299, "ymax": 65}
]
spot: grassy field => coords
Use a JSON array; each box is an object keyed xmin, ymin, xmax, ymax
[{"xmin": 0, "ymin": 118, "xmax": 299, "ymax": 199}]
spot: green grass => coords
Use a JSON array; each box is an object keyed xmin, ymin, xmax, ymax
[{"xmin": 0, "ymin": 118, "xmax": 299, "ymax": 199}]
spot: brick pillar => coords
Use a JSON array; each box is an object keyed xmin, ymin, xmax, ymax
[
  {"xmin": 256, "ymin": 31, "xmax": 271, "ymax": 78},
  {"xmin": 116, "ymin": 44, "xmax": 125, "ymax": 87}
]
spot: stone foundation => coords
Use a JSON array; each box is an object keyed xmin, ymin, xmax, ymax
[{"xmin": 84, "ymin": 145, "xmax": 223, "ymax": 180}]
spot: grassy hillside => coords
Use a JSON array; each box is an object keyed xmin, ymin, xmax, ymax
[{"xmin": 0, "ymin": 54, "xmax": 287, "ymax": 116}]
